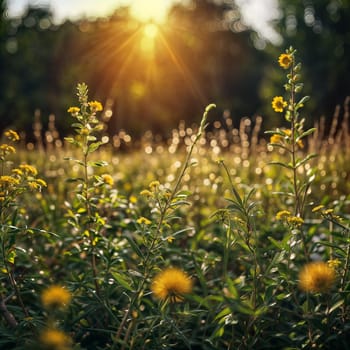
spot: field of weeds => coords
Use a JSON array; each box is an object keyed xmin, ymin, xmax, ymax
[{"xmin": 1, "ymin": 49, "xmax": 350, "ymax": 350}]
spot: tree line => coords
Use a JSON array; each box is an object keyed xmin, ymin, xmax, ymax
[{"xmin": 0, "ymin": 0, "xmax": 349, "ymax": 140}]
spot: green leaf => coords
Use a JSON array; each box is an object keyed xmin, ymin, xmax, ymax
[
  {"xmin": 125, "ymin": 235, "xmax": 144, "ymax": 258},
  {"xmin": 268, "ymin": 161, "xmax": 294, "ymax": 169},
  {"xmin": 111, "ymin": 272, "xmax": 133, "ymax": 291},
  {"xmin": 88, "ymin": 142, "xmax": 102, "ymax": 154},
  {"xmin": 329, "ymin": 299, "xmax": 344, "ymax": 314},
  {"xmin": 87, "ymin": 161, "xmax": 108, "ymax": 167}
]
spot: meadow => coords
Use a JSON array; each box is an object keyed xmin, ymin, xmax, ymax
[{"xmin": 1, "ymin": 48, "xmax": 350, "ymax": 349}]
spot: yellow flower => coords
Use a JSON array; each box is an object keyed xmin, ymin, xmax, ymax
[
  {"xmin": 67, "ymin": 106, "xmax": 80, "ymax": 114},
  {"xmin": 149, "ymin": 180, "xmax": 160, "ymax": 190},
  {"xmin": 328, "ymin": 259, "xmax": 341, "ymax": 269},
  {"xmin": 36, "ymin": 178, "xmax": 47, "ymax": 187},
  {"xmin": 270, "ymin": 134, "xmax": 283, "ymax": 144},
  {"xmin": 12, "ymin": 168, "xmax": 23, "ymax": 176},
  {"xmin": 137, "ymin": 216, "xmax": 152, "ymax": 225},
  {"xmin": 151, "ymin": 267, "xmax": 192, "ymax": 302},
  {"xmin": 28, "ymin": 181, "xmax": 40, "ymax": 190},
  {"xmin": 312, "ymin": 205, "xmax": 325, "ymax": 213},
  {"xmin": 41, "ymin": 285, "xmax": 71, "ymax": 309},
  {"xmin": 272, "ymin": 96, "xmax": 288, "ymax": 113},
  {"xmin": 323, "ymin": 209, "xmax": 334, "ymax": 215},
  {"xmin": 0, "ymin": 175, "xmax": 20, "ymax": 186},
  {"xmin": 101, "ymin": 174, "xmax": 114, "ymax": 186},
  {"xmin": 40, "ymin": 328, "xmax": 72, "ymax": 350},
  {"xmin": 140, "ymin": 189, "xmax": 153, "ymax": 197},
  {"xmin": 276, "ymin": 210, "xmax": 291, "ymax": 220},
  {"xmin": 4, "ymin": 130, "xmax": 20, "ymax": 142},
  {"xmin": 299, "ymin": 261, "xmax": 336, "ymax": 293},
  {"xmin": 0, "ymin": 144, "xmax": 16, "ymax": 154},
  {"xmin": 287, "ymin": 216, "xmax": 304, "ymax": 227},
  {"xmin": 129, "ymin": 195, "xmax": 137, "ymax": 204},
  {"xmin": 19, "ymin": 164, "xmax": 38, "ymax": 176},
  {"xmin": 281, "ymin": 129, "xmax": 304, "ymax": 148},
  {"xmin": 278, "ymin": 53, "xmax": 293, "ymax": 69},
  {"xmin": 88, "ymin": 100, "xmax": 103, "ymax": 112}
]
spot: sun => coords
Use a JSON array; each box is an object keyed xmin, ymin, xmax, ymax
[
  {"xmin": 143, "ymin": 23, "xmax": 159, "ymax": 39},
  {"xmin": 129, "ymin": 0, "xmax": 173, "ymax": 23}
]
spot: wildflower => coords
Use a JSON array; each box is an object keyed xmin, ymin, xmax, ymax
[
  {"xmin": 278, "ymin": 53, "xmax": 293, "ymax": 69},
  {"xmin": 149, "ymin": 180, "xmax": 160, "ymax": 190},
  {"xmin": 281, "ymin": 129, "xmax": 304, "ymax": 148},
  {"xmin": 312, "ymin": 205, "xmax": 325, "ymax": 213},
  {"xmin": 101, "ymin": 174, "xmax": 114, "ymax": 186},
  {"xmin": 0, "ymin": 144, "xmax": 16, "ymax": 154},
  {"xmin": 287, "ymin": 216, "xmax": 304, "ymax": 227},
  {"xmin": 299, "ymin": 261, "xmax": 336, "ymax": 293},
  {"xmin": 19, "ymin": 164, "xmax": 38, "ymax": 176},
  {"xmin": 88, "ymin": 100, "xmax": 103, "ymax": 112},
  {"xmin": 4, "ymin": 130, "xmax": 20, "ymax": 142},
  {"xmin": 328, "ymin": 259, "xmax": 341, "ymax": 269},
  {"xmin": 140, "ymin": 189, "xmax": 153, "ymax": 197},
  {"xmin": 323, "ymin": 209, "xmax": 334, "ymax": 215},
  {"xmin": 28, "ymin": 181, "xmax": 40, "ymax": 190},
  {"xmin": 12, "ymin": 168, "xmax": 23, "ymax": 176},
  {"xmin": 137, "ymin": 216, "xmax": 152, "ymax": 225},
  {"xmin": 67, "ymin": 106, "xmax": 80, "ymax": 115},
  {"xmin": 167, "ymin": 236, "xmax": 174, "ymax": 243},
  {"xmin": 41, "ymin": 285, "xmax": 71, "ymax": 309},
  {"xmin": 129, "ymin": 195, "xmax": 137, "ymax": 204},
  {"xmin": 80, "ymin": 127, "xmax": 89, "ymax": 135},
  {"xmin": 272, "ymin": 96, "xmax": 288, "ymax": 113},
  {"xmin": 276, "ymin": 210, "xmax": 291, "ymax": 220},
  {"xmin": 36, "ymin": 178, "xmax": 47, "ymax": 187},
  {"xmin": 270, "ymin": 134, "xmax": 283, "ymax": 144},
  {"xmin": 0, "ymin": 175, "xmax": 20, "ymax": 186},
  {"xmin": 40, "ymin": 328, "xmax": 72, "ymax": 350},
  {"xmin": 151, "ymin": 267, "xmax": 192, "ymax": 302}
]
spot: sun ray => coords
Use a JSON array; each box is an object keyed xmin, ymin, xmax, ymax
[{"xmin": 158, "ymin": 30, "xmax": 208, "ymax": 106}]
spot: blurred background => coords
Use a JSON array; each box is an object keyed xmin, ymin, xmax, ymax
[{"xmin": 0, "ymin": 0, "xmax": 349, "ymax": 141}]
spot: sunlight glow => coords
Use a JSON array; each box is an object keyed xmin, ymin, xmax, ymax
[
  {"xmin": 143, "ymin": 23, "xmax": 159, "ymax": 39},
  {"xmin": 129, "ymin": 0, "xmax": 171, "ymax": 23}
]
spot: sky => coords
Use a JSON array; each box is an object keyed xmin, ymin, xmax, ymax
[{"xmin": 6, "ymin": 0, "xmax": 280, "ymax": 42}]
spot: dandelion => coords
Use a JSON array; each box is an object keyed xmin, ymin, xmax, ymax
[
  {"xmin": 278, "ymin": 53, "xmax": 293, "ymax": 69},
  {"xmin": 299, "ymin": 261, "xmax": 336, "ymax": 293},
  {"xmin": 40, "ymin": 328, "xmax": 72, "ymax": 350},
  {"xmin": 137, "ymin": 216, "xmax": 152, "ymax": 225},
  {"xmin": 4, "ymin": 130, "xmax": 20, "ymax": 142},
  {"xmin": 41, "ymin": 285, "xmax": 71, "ymax": 309},
  {"xmin": 151, "ymin": 267, "xmax": 192, "ymax": 302},
  {"xmin": 88, "ymin": 100, "xmax": 103, "ymax": 112},
  {"xmin": 272, "ymin": 96, "xmax": 288, "ymax": 113},
  {"xmin": 101, "ymin": 174, "xmax": 114, "ymax": 186},
  {"xmin": 67, "ymin": 106, "xmax": 80, "ymax": 115}
]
